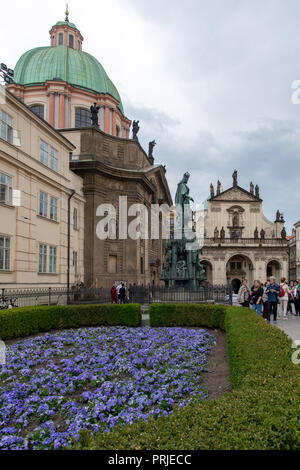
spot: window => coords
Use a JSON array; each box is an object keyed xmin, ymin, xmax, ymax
[
  {"xmin": 30, "ymin": 105, "xmax": 44, "ymax": 119},
  {"xmin": 59, "ymin": 33, "xmax": 63, "ymax": 45},
  {"xmin": 0, "ymin": 172, "xmax": 12, "ymax": 205},
  {"xmin": 73, "ymin": 251, "xmax": 78, "ymax": 276},
  {"xmin": 38, "ymin": 244, "xmax": 47, "ymax": 273},
  {"xmin": 40, "ymin": 140, "xmax": 58, "ymax": 172},
  {"xmin": 39, "ymin": 192, "xmax": 48, "ymax": 217},
  {"xmin": 0, "ymin": 236, "xmax": 10, "ymax": 270},
  {"xmin": 49, "ymin": 246, "xmax": 57, "ymax": 273},
  {"xmin": 50, "ymin": 147, "xmax": 58, "ymax": 172},
  {"xmin": 50, "ymin": 196, "xmax": 58, "ymax": 221},
  {"xmin": 75, "ymin": 108, "xmax": 91, "ymax": 128},
  {"xmin": 78, "ymin": 40, "xmax": 80, "ymax": 50},
  {"xmin": 108, "ymin": 255, "xmax": 117, "ymax": 274},
  {"xmin": 0, "ymin": 110, "xmax": 13, "ymax": 143},
  {"xmin": 140, "ymin": 257, "xmax": 144, "ymax": 275},
  {"xmin": 40, "ymin": 140, "xmax": 48, "ymax": 166},
  {"xmin": 69, "ymin": 35, "xmax": 74, "ymax": 48},
  {"xmin": 73, "ymin": 207, "xmax": 78, "ymax": 230}
]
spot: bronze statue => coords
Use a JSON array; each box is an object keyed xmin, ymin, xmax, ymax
[
  {"xmin": 175, "ymin": 172, "xmax": 194, "ymax": 206},
  {"xmin": 232, "ymin": 170, "xmax": 238, "ymax": 187},
  {"xmin": 132, "ymin": 120, "xmax": 140, "ymax": 140},
  {"xmin": 90, "ymin": 103, "xmax": 100, "ymax": 128}
]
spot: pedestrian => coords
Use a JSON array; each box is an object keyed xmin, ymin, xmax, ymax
[
  {"xmin": 278, "ymin": 277, "xmax": 290, "ymax": 320},
  {"xmin": 296, "ymin": 278, "xmax": 300, "ymax": 317},
  {"xmin": 119, "ymin": 283, "xmax": 126, "ymax": 304},
  {"xmin": 262, "ymin": 281, "xmax": 269, "ymax": 319},
  {"xmin": 116, "ymin": 282, "xmax": 122, "ymax": 304},
  {"xmin": 237, "ymin": 279, "xmax": 251, "ymax": 308},
  {"xmin": 110, "ymin": 285, "xmax": 118, "ymax": 304},
  {"xmin": 291, "ymin": 281, "xmax": 299, "ymax": 316},
  {"xmin": 250, "ymin": 280, "xmax": 264, "ymax": 316},
  {"xmin": 266, "ymin": 277, "xmax": 281, "ymax": 323}
]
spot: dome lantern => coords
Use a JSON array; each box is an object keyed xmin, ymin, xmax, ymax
[{"xmin": 49, "ymin": 8, "xmax": 83, "ymax": 51}]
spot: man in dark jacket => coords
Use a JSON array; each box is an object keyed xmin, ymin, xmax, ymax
[
  {"xmin": 266, "ymin": 277, "xmax": 281, "ymax": 323},
  {"xmin": 119, "ymin": 284, "xmax": 126, "ymax": 304}
]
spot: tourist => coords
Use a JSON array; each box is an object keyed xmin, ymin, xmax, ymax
[
  {"xmin": 116, "ymin": 282, "xmax": 122, "ymax": 304},
  {"xmin": 119, "ymin": 283, "xmax": 126, "ymax": 304},
  {"xmin": 250, "ymin": 280, "xmax": 263, "ymax": 316},
  {"xmin": 278, "ymin": 277, "xmax": 290, "ymax": 320},
  {"xmin": 296, "ymin": 278, "xmax": 300, "ymax": 317},
  {"xmin": 237, "ymin": 279, "xmax": 251, "ymax": 308},
  {"xmin": 266, "ymin": 277, "xmax": 281, "ymax": 323},
  {"xmin": 262, "ymin": 281, "xmax": 269, "ymax": 319},
  {"xmin": 291, "ymin": 281, "xmax": 299, "ymax": 316},
  {"xmin": 110, "ymin": 285, "xmax": 118, "ymax": 304}
]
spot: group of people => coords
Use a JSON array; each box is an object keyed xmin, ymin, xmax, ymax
[
  {"xmin": 110, "ymin": 283, "xmax": 127, "ymax": 304},
  {"xmin": 237, "ymin": 277, "xmax": 300, "ymax": 323}
]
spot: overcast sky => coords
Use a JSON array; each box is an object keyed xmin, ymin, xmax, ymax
[{"xmin": 2, "ymin": 0, "xmax": 300, "ymax": 231}]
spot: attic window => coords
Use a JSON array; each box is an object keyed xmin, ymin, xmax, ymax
[
  {"xmin": 69, "ymin": 35, "xmax": 74, "ymax": 48},
  {"xmin": 59, "ymin": 33, "xmax": 63, "ymax": 45}
]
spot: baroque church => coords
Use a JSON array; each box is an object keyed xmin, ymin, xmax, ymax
[
  {"xmin": 2, "ymin": 9, "xmax": 172, "ymax": 288},
  {"xmin": 200, "ymin": 171, "xmax": 289, "ymax": 292}
]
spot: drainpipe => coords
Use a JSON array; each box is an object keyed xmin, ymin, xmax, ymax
[{"xmin": 67, "ymin": 189, "xmax": 76, "ymax": 302}]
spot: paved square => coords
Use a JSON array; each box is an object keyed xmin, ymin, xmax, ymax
[{"xmin": 275, "ymin": 315, "xmax": 300, "ymax": 342}]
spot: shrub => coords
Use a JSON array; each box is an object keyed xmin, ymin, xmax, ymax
[
  {"xmin": 149, "ymin": 303, "xmax": 226, "ymax": 330},
  {"xmin": 76, "ymin": 306, "xmax": 300, "ymax": 450},
  {"xmin": 0, "ymin": 304, "xmax": 141, "ymax": 340}
]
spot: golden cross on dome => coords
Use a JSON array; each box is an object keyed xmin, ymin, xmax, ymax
[{"xmin": 65, "ymin": 3, "xmax": 69, "ymax": 22}]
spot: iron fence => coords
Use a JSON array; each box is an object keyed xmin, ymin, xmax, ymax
[{"xmin": 1, "ymin": 284, "xmax": 233, "ymax": 308}]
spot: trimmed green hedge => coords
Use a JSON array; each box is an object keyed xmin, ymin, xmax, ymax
[
  {"xmin": 0, "ymin": 304, "xmax": 141, "ymax": 340},
  {"xmin": 76, "ymin": 306, "xmax": 300, "ymax": 450},
  {"xmin": 149, "ymin": 303, "xmax": 226, "ymax": 330}
]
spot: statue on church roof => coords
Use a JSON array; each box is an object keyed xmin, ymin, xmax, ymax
[
  {"xmin": 276, "ymin": 210, "xmax": 281, "ymax": 222},
  {"xmin": 281, "ymin": 227, "xmax": 287, "ymax": 240},
  {"xmin": 210, "ymin": 183, "xmax": 215, "ymax": 198},
  {"xmin": 250, "ymin": 182, "xmax": 254, "ymax": 195},
  {"xmin": 217, "ymin": 180, "xmax": 221, "ymax": 195},
  {"xmin": 232, "ymin": 170, "xmax": 238, "ymax": 187},
  {"xmin": 255, "ymin": 185, "xmax": 260, "ymax": 198},
  {"xmin": 90, "ymin": 103, "xmax": 100, "ymax": 128},
  {"xmin": 260, "ymin": 228, "xmax": 265, "ymax": 239},
  {"xmin": 220, "ymin": 227, "xmax": 225, "ymax": 239},
  {"xmin": 148, "ymin": 140, "xmax": 156, "ymax": 164},
  {"xmin": 132, "ymin": 120, "xmax": 140, "ymax": 141},
  {"xmin": 254, "ymin": 227, "xmax": 259, "ymax": 239}
]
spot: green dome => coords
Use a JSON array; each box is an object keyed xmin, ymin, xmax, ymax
[
  {"xmin": 54, "ymin": 20, "xmax": 77, "ymax": 29},
  {"xmin": 14, "ymin": 45, "xmax": 124, "ymax": 114}
]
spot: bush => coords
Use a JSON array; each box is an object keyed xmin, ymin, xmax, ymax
[
  {"xmin": 0, "ymin": 304, "xmax": 141, "ymax": 340},
  {"xmin": 149, "ymin": 303, "xmax": 226, "ymax": 330},
  {"xmin": 76, "ymin": 306, "xmax": 300, "ymax": 450}
]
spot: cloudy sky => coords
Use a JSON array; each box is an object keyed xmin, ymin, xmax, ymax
[{"xmin": 2, "ymin": 0, "xmax": 300, "ymax": 231}]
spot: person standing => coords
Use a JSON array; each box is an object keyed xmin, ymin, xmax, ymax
[
  {"xmin": 119, "ymin": 283, "xmax": 126, "ymax": 304},
  {"xmin": 116, "ymin": 283, "xmax": 122, "ymax": 304},
  {"xmin": 251, "ymin": 280, "xmax": 264, "ymax": 316},
  {"xmin": 110, "ymin": 285, "xmax": 118, "ymax": 304},
  {"xmin": 266, "ymin": 277, "xmax": 281, "ymax": 323},
  {"xmin": 262, "ymin": 281, "xmax": 269, "ymax": 319},
  {"xmin": 237, "ymin": 279, "xmax": 251, "ymax": 308},
  {"xmin": 291, "ymin": 281, "xmax": 299, "ymax": 316},
  {"xmin": 278, "ymin": 278, "xmax": 290, "ymax": 320},
  {"xmin": 296, "ymin": 278, "xmax": 300, "ymax": 317}
]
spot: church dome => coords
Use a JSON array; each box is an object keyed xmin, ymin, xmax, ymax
[{"xmin": 14, "ymin": 45, "xmax": 124, "ymax": 115}]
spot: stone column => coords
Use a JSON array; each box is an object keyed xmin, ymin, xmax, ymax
[
  {"xmin": 59, "ymin": 94, "xmax": 65, "ymax": 129},
  {"xmin": 49, "ymin": 93, "xmax": 55, "ymax": 127}
]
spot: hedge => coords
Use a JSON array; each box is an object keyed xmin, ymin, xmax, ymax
[
  {"xmin": 75, "ymin": 306, "xmax": 300, "ymax": 450},
  {"xmin": 0, "ymin": 304, "xmax": 141, "ymax": 340},
  {"xmin": 149, "ymin": 303, "xmax": 226, "ymax": 330}
]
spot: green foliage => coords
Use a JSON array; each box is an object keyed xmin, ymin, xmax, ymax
[
  {"xmin": 76, "ymin": 306, "xmax": 300, "ymax": 450},
  {"xmin": 0, "ymin": 304, "xmax": 141, "ymax": 340},
  {"xmin": 149, "ymin": 303, "xmax": 226, "ymax": 330}
]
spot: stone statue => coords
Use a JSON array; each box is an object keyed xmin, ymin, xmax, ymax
[
  {"xmin": 210, "ymin": 183, "xmax": 215, "ymax": 198},
  {"xmin": 90, "ymin": 103, "xmax": 100, "ymax": 128},
  {"xmin": 214, "ymin": 227, "xmax": 219, "ymax": 239},
  {"xmin": 250, "ymin": 182, "xmax": 254, "ymax": 195},
  {"xmin": 254, "ymin": 227, "xmax": 259, "ymax": 239},
  {"xmin": 148, "ymin": 140, "xmax": 156, "ymax": 165},
  {"xmin": 132, "ymin": 120, "xmax": 140, "ymax": 140},
  {"xmin": 255, "ymin": 185, "xmax": 260, "ymax": 198},
  {"xmin": 220, "ymin": 227, "xmax": 225, "ymax": 239},
  {"xmin": 281, "ymin": 227, "xmax": 287, "ymax": 240},
  {"xmin": 260, "ymin": 228, "xmax": 265, "ymax": 239},
  {"xmin": 232, "ymin": 170, "xmax": 238, "ymax": 187},
  {"xmin": 276, "ymin": 210, "xmax": 281, "ymax": 222},
  {"xmin": 217, "ymin": 181, "xmax": 221, "ymax": 195}
]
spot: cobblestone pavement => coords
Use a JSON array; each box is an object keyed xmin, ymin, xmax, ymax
[{"xmin": 275, "ymin": 315, "xmax": 300, "ymax": 342}]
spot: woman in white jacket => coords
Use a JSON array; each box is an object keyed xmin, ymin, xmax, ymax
[{"xmin": 278, "ymin": 277, "xmax": 290, "ymax": 320}]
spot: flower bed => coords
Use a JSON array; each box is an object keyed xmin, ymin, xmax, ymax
[{"xmin": 0, "ymin": 326, "xmax": 215, "ymax": 450}]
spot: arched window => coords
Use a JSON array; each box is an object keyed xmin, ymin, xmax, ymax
[
  {"xmin": 30, "ymin": 105, "xmax": 44, "ymax": 119},
  {"xmin": 69, "ymin": 35, "xmax": 74, "ymax": 48},
  {"xmin": 75, "ymin": 108, "xmax": 91, "ymax": 128},
  {"xmin": 58, "ymin": 33, "xmax": 63, "ymax": 45},
  {"xmin": 233, "ymin": 212, "xmax": 239, "ymax": 227},
  {"xmin": 116, "ymin": 125, "xmax": 120, "ymax": 137}
]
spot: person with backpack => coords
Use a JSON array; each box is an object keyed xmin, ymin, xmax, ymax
[
  {"xmin": 237, "ymin": 279, "xmax": 251, "ymax": 308},
  {"xmin": 250, "ymin": 280, "xmax": 264, "ymax": 316},
  {"xmin": 119, "ymin": 283, "xmax": 126, "ymax": 304},
  {"xmin": 278, "ymin": 277, "xmax": 290, "ymax": 320},
  {"xmin": 266, "ymin": 277, "xmax": 281, "ymax": 323}
]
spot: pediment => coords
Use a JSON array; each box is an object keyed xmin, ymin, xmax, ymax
[{"xmin": 212, "ymin": 186, "xmax": 261, "ymax": 203}]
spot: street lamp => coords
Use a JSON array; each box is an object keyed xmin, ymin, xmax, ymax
[{"xmin": 0, "ymin": 63, "xmax": 14, "ymax": 84}]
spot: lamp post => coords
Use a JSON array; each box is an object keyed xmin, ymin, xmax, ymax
[{"xmin": 0, "ymin": 63, "xmax": 14, "ymax": 84}]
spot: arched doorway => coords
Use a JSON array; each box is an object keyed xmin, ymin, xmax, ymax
[
  {"xmin": 231, "ymin": 278, "xmax": 241, "ymax": 294},
  {"xmin": 266, "ymin": 260, "xmax": 281, "ymax": 282},
  {"xmin": 201, "ymin": 260, "xmax": 213, "ymax": 285},
  {"xmin": 226, "ymin": 254, "xmax": 254, "ymax": 289}
]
